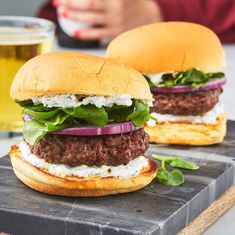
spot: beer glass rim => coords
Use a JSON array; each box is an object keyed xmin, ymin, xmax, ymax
[{"xmin": 0, "ymin": 16, "xmax": 55, "ymax": 44}]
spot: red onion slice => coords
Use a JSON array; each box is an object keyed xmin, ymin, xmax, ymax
[
  {"xmin": 151, "ymin": 77, "xmax": 226, "ymax": 93},
  {"xmin": 51, "ymin": 122, "xmax": 140, "ymax": 136}
]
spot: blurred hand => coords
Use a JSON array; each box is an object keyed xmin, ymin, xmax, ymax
[{"xmin": 54, "ymin": 0, "xmax": 163, "ymax": 40}]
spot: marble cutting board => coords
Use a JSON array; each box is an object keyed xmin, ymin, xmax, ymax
[{"xmin": 0, "ymin": 121, "xmax": 235, "ymax": 235}]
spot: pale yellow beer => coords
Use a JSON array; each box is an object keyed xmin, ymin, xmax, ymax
[{"xmin": 0, "ymin": 17, "xmax": 54, "ymax": 131}]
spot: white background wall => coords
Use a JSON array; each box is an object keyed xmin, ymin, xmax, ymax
[{"xmin": 0, "ymin": 0, "xmax": 46, "ymax": 16}]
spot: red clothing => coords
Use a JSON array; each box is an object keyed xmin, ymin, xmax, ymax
[
  {"xmin": 156, "ymin": 0, "xmax": 235, "ymax": 43},
  {"xmin": 37, "ymin": 1, "xmax": 57, "ymax": 23},
  {"xmin": 37, "ymin": 0, "xmax": 235, "ymax": 43}
]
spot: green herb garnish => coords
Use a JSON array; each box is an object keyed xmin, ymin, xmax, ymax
[
  {"xmin": 20, "ymin": 99, "xmax": 149, "ymax": 145},
  {"xmin": 156, "ymin": 160, "xmax": 185, "ymax": 186},
  {"xmin": 153, "ymin": 154, "xmax": 199, "ymax": 186},
  {"xmin": 145, "ymin": 68, "xmax": 224, "ymax": 88}
]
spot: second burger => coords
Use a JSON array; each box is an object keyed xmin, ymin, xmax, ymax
[{"xmin": 107, "ymin": 22, "xmax": 227, "ymax": 146}]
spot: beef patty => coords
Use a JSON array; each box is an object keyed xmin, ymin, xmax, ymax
[
  {"xmin": 151, "ymin": 88, "xmax": 222, "ymax": 116},
  {"xmin": 30, "ymin": 128, "xmax": 149, "ymax": 167}
]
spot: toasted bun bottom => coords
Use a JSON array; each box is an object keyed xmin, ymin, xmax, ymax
[
  {"xmin": 9, "ymin": 145, "xmax": 157, "ymax": 197},
  {"xmin": 144, "ymin": 114, "xmax": 226, "ymax": 146}
]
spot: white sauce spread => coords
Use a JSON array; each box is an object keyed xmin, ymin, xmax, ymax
[
  {"xmin": 19, "ymin": 142, "xmax": 149, "ymax": 180},
  {"xmin": 32, "ymin": 94, "xmax": 133, "ymax": 108},
  {"xmin": 147, "ymin": 72, "xmax": 174, "ymax": 85},
  {"xmin": 147, "ymin": 102, "xmax": 224, "ymax": 126}
]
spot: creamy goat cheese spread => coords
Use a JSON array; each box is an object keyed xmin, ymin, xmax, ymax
[
  {"xmin": 32, "ymin": 94, "xmax": 152, "ymax": 108},
  {"xmin": 19, "ymin": 142, "xmax": 149, "ymax": 180},
  {"xmin": 147, "ymin": 72, "xmax": 174, "ymax": 85},
  {"xmin": 32, "ymin": 94, "xmax": 133, "ymax": 108},
  {"xmin": 147, "ymin": 102, "xmax": 224, "ymax": 127}
]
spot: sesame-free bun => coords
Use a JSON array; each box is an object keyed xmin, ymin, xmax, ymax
[
  {"xmin": 107, "ymin": 22, "xmax": 225, "ymax": 73},
  {"xmin": 10, "ymin": 51, "xmax": 152, "ymax": 101},
  {"xmin": 144, "ymin": 114, "xmax": 226, "ymax": 146},
  {"xmin": 9, "ymin": 145, "xmax": 157, "ymax": 197}
]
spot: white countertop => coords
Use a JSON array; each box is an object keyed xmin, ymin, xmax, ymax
[{"xmin": 0, "ymin": 42, "xmax": 235, "ymax": 235}]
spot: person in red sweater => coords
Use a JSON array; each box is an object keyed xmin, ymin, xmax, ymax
[{"xmin": 38, "ymin": 0, "xmax": 235, "ymax": 43}]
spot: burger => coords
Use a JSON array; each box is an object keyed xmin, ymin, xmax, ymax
[
  {"xmin": 9, "ymin": 51, "xmax": 157, "ymax": 197},
  {"xmin": 107, "ymin": 22, "xmax": 227, "ymax": 146}
]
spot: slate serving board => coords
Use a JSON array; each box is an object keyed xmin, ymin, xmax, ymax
[{"xmin": 0, "ymin": 121, "xmax": 235, "ymax": 235}]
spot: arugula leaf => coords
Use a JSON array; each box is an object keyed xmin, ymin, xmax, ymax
[
  {"xmin": 153, "ymin": 154, "xmax": 199, "ymax": 186},
  {"xmin": 126, "ymin": 100, "xmax": 149, "ymax": 126},
  {"xmin": 64, "ymin": 105, "xmax": 108, "ymax": 126},
  {"xmin": 153, "ymin": 154, "xmax": 177, "ymax": 162},
  {"xmin": 106, "ymin": 100, "xmax": 149, "ymax": 126},
  {"xmin": 156, "ymin": 161, "xmax": 185, "ymax": 186},
  {"xmin": 169, "ymin": 158, "xmax": 199, "ymax": 170},
  {"xmin": 105, "ymin": 105, "xmax": 133, "ymax": 122},
  {"xmin": 180, "ymin": 69, "xmax": 209, "ymax": 87},
  {"xmin": 15, "ymin": 99, "xmax": 34, "ymax": 107},
  {"xmin": 161, "ymin": 73, "xmax": 176, "ymax": 86},
  {"xmin": 153, "ymin": 154, "xmax": 199, "ymax": 170},
  {"xmin": 157, "ymin": 168, "xmax": 185, "ymax": 186},
  {"xmin": 145, "ymin": 68, "xmax": 225, "ymax": 88},
  {"xmin": 143, "ymin": 74, "xmax": 156, "ymax": 87},
  {"xmin": 207, "ymin": 72, "xmax": 224, "ymax": 78}
]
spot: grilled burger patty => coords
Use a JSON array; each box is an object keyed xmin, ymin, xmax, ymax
[
  {"xmin": 29, "ymin": 128, "xmax": 149, "ymax": 167},
  {"xmin": 151, "ymin": 88, "xmax": 222, "ymax": 116}
]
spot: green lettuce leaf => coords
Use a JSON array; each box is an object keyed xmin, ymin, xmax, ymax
[
  {"xmin": 23, "ymin": 120, "xmax": 46, "ymax": 145},
  {"xmin": 21, "ymin": 99, "xmax": 149, "ymax": 145},
  {"xmin": 44, "ymin": 112, "xmax": 71, "ymax": 125},
  {"xmin": 23, "ymin": 119, "xmax": 72, "ymax": 145},
  {"xmin": 126, "ymin": 100, "xmax": 149, "ymax": 126},
  {"xmin": 23, "ymin": 107, "xmax": 59, "ymax": 120},
  {"xmin": 63, "ymin": 105, "xmax": 108, "ymax": 126}
]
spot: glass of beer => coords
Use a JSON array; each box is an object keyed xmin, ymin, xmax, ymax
[{"xmin": 0, "ymin": 16, "xmax": 55, "ymax": 132}]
